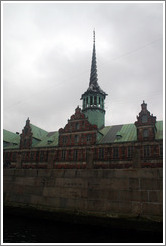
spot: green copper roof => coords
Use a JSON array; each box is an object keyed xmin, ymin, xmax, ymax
[
  {"xmin": 35, "ymin": 131, "xmax": 59, "ymax": 147},
  {"xmin": 114, "ymin": 124, "xmax": 137, "ymax": 142},
  {"xmin": 3, "ymin": 120, "xmax": 163, "ymax": 149},
  {"xmin": 155, "ymin": 121, "xmax": 163, "ymax": 140},
  {"xmin": 30, "ymin": 124, "xmax": 48, "ymax": 140},
  {"xmin": 98, "ymin": 121, "xmax": 163, "ymax": 144},
  {"xmin": 3, "ymin": 129, "xmax": 20, "ymax": 149}
]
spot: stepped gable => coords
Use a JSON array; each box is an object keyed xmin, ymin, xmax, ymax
[
  {"xmin": 59, "ymin": 106, "xmax": 97, "ymax": 134},
  {"xmin": 58, "ymin": 106, "xmax": 97, "ymax": 146},
  {"xmin": 135, "ymin": 101, "xmax": 157, "ymax": 141},
  {"xmin": 135, "ymin": 100, "xmax": 156, "ymax": 127},
  {"xmin": 20, "ymin": 118, "xmax": 33, "ymax": 149},
  {"xmin": 20, "ymin": 118, "xmax": 48, "ymax": 149}
]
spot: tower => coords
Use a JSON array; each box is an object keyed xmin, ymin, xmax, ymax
[{"xmin": 81, "ymin": 31, "xmax": 107, "ymax": 129}]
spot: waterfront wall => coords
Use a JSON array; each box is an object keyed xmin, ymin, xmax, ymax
[{"xmin": 3, "ymin": 168, "xmax": 163, "ymax": 222}]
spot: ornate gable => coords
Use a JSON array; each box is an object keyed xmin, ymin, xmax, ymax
[
  {"xmin": 20, "ymin": 118, "xmax": 33, "ymax": 149},
  {"xmin": 135, "ymin": 101, "xmax": 157, "ymax": 141},
  {"xmin": 59, "ymin": 106, "xmax": 97, "ymax": 146}
]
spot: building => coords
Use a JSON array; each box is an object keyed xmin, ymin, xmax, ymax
[{"xmin": 3, "ymin": 31, "xmax": 163, "ymax": 169}]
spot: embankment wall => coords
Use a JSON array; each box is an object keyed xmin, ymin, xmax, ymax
[{"xmin": 3, "ymin": 168, "xmax": 163, "ymax": 222}]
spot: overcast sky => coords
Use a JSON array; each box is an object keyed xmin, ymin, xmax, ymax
[{"xmin": 2, "ymin": 1, "xmax": 164, "ymax": 133}]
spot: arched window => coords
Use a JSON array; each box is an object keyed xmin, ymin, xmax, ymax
[
  {"xmin": 83, "ymin": 98, "xmax": 85, "ymax": 109},
  {"xmin": 94, "ymin": 96, "xmax": 97, "ymax": 105},
  {"xmin": 90, "ymin": 96, "xmax": 93, "ymax": 106},
  {"xmin": 76, "ymin": 123, "xmax": 79, "ymax": 130},
  {"xmin": 86, "ymin": 97, "xmax": 88, "ymax": 107},
  {"xmin": 75, "ymin": 135, "xmax": 79, "ymax": 143}
]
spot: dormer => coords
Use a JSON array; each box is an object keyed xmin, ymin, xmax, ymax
[{"xmin": 135, "ymin": 101, "xmax": 157, "ymax": 141}]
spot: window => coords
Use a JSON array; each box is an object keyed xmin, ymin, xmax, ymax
[
  {"xmin": 36, "ymin": 151, "xmax": 39, "ymax": 161},
  {"xmin": 113, "ymin": 147, "xmax": 119, "ymax": 159},
  {"xmin": 40, "ymin": 151, "xmax": 44, "ymax": 161},
  {"xmin": 83, "ymin": 98, "xmax": 85, "ymax": 109},
  {"xmin": 87, "ymin": 135, "xmax": 91, "ymax": 143},
  {"xmin": 30, "ymin": 152, "xmax": 34, "ymax": 161},
  {"xmin": 12, "ymin": 152, "xmax": 16, "ymax": 161},
  {"xmin": 99, "ymin": 148, "xmax": 104, "ymax": 159},
  {"xmin": 73, "ymin": 150, "xmax": 78, "ymax": 161},
  {"xmin": 144, "ymin": 145, "xmax": 150, "ymax": 157},
  {"xmin": 61, "ymin": 150, "xmax": 66, "ymax": 160},
  {"xmin": 143, "ymin": 129, "xmax": 149, "ymax": 138},
  {"xmin": 101, "ymin": 98, "xmax": 104, "ymax": 109},
  {"xmin": 127, "ymin": 146, "xmax": 133, "ymax": 158},
  {"xmin": 142, "ymin": 115, "xmax": 148, "ymax": 123},
  {"xmin": 90, "ymin": 96, "xmax": 93, "ymax": 106},
  {"xmin": 94, "ymin": 96, "xmax": 97, "ymax": 105},
  {"xmin": 24, "ymin": 127, "xmax": 28, "ymax": 134},
  {"xmin": 122, "ymin": 147, "xmax": 126, "ymax": 158},
  {"xmin": 63, "ymin": 136, "xmax": 67, "ymax": 145},
  {"xmin": 159, "ymin": 144, "xmax": 163, "ymax": 157},
  {"xmin": 86, "ymin": 97, "xmax": 88, "ymax": 107},
  {"xmin": 76, "ymin": 123, "xmax": 79, "ymax": 130},
  {"xmin": 23, "ymin": 139, "xmax": 28, "ymax": 148},
  {"xmin": 75, "ymin": 135, "xmax": 79, "ymax": 144}
]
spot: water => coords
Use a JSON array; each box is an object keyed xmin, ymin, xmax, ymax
[{"xmin": 3, "ymin": 210, "xmax": 163, "ymax": 243}]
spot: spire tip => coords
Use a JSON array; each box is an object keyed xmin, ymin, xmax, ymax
[{"xmin": 93, "ymin": 29, "xmax": 95, "ymax": 44}]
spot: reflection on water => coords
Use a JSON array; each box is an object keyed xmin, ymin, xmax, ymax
[{"xmin": 3, "ymin": 211, "xmax": 163, "ymax": 243}]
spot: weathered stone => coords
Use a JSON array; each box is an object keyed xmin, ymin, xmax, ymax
[
  {"xmin": 140, "ymin": 178, "xmax": 160, "ymax": 190},
  {"xmin": 142, "ymin": 202, "xmax": 162, "ymax": 216},
  {"xmin": 86, "ymin": 149, "xmax": 94, "ymax": 169},
  {"xmin": 148, "ymin": 190, "xmax": 163, "ymax": 203},
  {"xmin": 129, "ymin": 178, "xmax": 140, "ymax": 190},
  {"xmin": 3, "ymin": 168, "xmax": 163, "ymax": 221},
  {"xmin": 131, "ymin": 202, "xmax": 142, "ymax": 216}
]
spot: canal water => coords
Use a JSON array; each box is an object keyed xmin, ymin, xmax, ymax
[{"xmin": 3, "ymin": 210, "xmax": 163, "ymax": 244}]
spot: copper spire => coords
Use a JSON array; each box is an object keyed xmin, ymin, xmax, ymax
[
  {"xmin": 89, "ymin": 29, "xmax": 98, "ymax": 87},
  {"xmin": 81, "ymin": 30, "xmax": 107, "ymax": 99}
]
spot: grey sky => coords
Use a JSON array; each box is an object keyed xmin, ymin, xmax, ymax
[{"xmin": 2, "ymin": 1, "xmax": 164, "ymax": 133}]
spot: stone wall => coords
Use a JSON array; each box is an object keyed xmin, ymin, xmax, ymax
[{"xmin": 3, "ymin": 168, "xmax": 163, "ymax": 222}]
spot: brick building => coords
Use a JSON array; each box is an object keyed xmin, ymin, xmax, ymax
[{"xmin": 3, "ymin": 31, "xmax": 163, "ymax": 169}]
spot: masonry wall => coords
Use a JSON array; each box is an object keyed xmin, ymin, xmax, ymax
[{"xmin": 3, "ymin": 168, "xmax": 163, "ymax": 222}]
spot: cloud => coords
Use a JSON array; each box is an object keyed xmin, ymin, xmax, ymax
[{"xmin": 2, "ymin": 2, "xmax": 163, "ymax": 133}]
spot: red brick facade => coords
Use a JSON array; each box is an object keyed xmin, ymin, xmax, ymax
[
  {"xmin": 3, "ymin": 104, "xmax": 163, "ymax": 169},
  {"xmin": 20, "ymin": 118, "xmax": 32, "ymax": 149},
  {"xmin": 135, "ymin": 101, "xmax": 157, "ymax": 141},
  {"xmin": 59, "ymin": 107, "xmax": 97, "ymax": 147}
]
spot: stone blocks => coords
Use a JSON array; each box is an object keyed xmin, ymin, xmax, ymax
[{"xmin": 3, "ymin": 168, "xmax": 163, "ymax": 220}]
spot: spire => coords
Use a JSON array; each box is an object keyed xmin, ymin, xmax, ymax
[
  {"xmin": 81, "ymin": 30, "xmax": 107, "ymax": 100},
  {"xmin": 89, "ymin": 29, "xmax": 98, "ymax": 88}
]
